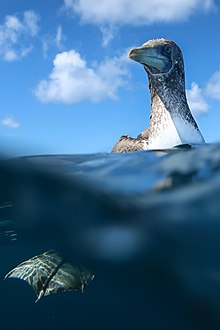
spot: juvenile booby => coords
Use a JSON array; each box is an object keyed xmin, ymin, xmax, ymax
[{"xmin": 112, "ymin": 38, "xmax": 205, "ymax": 153}]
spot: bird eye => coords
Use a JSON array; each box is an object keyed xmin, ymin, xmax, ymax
[{"xmin": 163, "ymin": 45, "xmax": 171, "ymax": 55}]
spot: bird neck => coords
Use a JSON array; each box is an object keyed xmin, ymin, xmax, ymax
[{"xmin": 146, "ymin": 71, "xmax": 205, "ymax": 149}]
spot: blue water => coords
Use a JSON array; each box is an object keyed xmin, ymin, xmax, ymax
[{"xmin": 1, "ymin": 144, "xmax": 220, "ymax": 329}]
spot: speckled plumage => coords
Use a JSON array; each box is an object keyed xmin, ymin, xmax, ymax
[
  {"xmin": 111, "ymin": 130, "xmax": 149, "ymax": 153},
  {"xmin": 112, "ymin": 38, "xmax": 205, "ymax": 153}
]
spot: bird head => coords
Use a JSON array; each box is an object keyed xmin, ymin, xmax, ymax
[{"xmin": 128, "ymin": 38, "xmax": 182, "ymax": 76}]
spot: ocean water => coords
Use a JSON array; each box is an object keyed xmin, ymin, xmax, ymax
[{"xmin": 1, "ymin": 144, "xmax": 220, "ymax": 329}]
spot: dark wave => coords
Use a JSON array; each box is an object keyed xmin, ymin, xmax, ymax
[{"xmin": 1, "ymin": 144, "xmax": 220, "ymax": 329}]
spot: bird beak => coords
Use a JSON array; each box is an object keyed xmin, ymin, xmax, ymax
[{"xmin": 128, "ymin": 46, "xmax": 168, "ymax": 74}]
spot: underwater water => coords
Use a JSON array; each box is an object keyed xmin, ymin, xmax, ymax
[{"xmin": 1, "ymin": 144, "xmax": 220, "ymax": 329}]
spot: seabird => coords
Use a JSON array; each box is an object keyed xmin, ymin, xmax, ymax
[{"xmin": 112, "ymin": 38, "xmax": 205, "ymax": 153}]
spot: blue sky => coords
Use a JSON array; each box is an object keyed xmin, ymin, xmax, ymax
[{"xmin": 1, "ymin": 0, "xmax": 220, "ymax": 156}]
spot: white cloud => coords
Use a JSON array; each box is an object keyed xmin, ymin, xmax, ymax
[
  {"xmin": 0, "ymin": 10, "xmax": 40, "ymax": 61},
  {"xmin": 205, "ymin": 70, "xmax": 220, "ymax": 100},
  {"xmin": 63, "ymin": 0, "xmax": 214, "ymax": 25},
  {"xmin": 35, "ymin": 50, "xmax": 128, "ymax": 103},
  {"xmin": 55, "ymin": 25, "xmax": 63, "ymax": 48},
  {"xmin": 42, "ymin": 25, "xmax": 65, "ymax": 58},
  {"xmin": 4, "ymin": 49, "xmax": 18, "ymax": 61},
  {"xmin": 100, "ymin": 26, "xmax": 115, "ymax": 47},
  {"xmin": 186, "ymin": 82, "xmax": 209, "ymax": 117},
  {"xmin": 5, "ymin": 15, "xmax": 23, "ymax": 32},
  {"xmin": 1, "ymin": 115, "xmax": 20, "ymax": 128},
  {"xmin": 4, "ymin": 46, "xmax": 33, "ymax": 61},
  {"xmin": 23, "ymin": 10, "xmax": 40, "ymax": 36}
]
